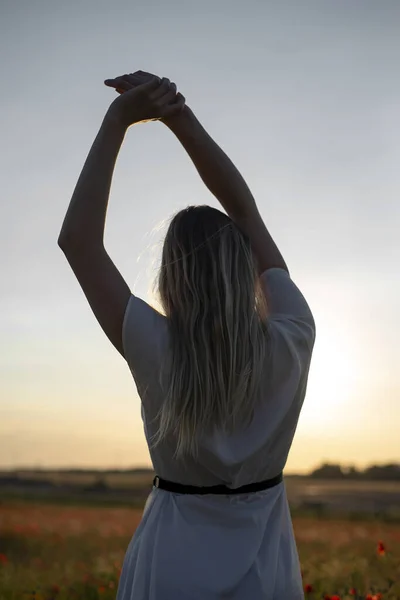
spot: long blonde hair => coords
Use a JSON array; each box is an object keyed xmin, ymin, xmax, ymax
[{"xmin": 151, "ymin": 205, "xmax": 269, "ymax": 460}]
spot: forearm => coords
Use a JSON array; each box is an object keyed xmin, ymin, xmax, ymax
[
  {"xmin": 58, "ymin": 111, "xmax": 127, "ymax": 249},
  {"xmin": 164, "ymin": 106, "xmax": 288, "ymax": 274},
  {"xmin": 164, "ymin": 107, "xmax": 258, "ymax": 221}
]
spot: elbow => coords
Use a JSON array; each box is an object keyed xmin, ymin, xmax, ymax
[
  {"xmin": 57, "ymin": 224, "xmax": 71, "ymax": 247},
  {"xmin": 57, "ymin": 230, "xmax": 80, "ymax": 253},
  {"xmin": 57, "ymin": 227, "xmax": 83, "ymax": 250},
  {"xmin": 57, "ymin": 231, "xmax": 71, "ymax": 250},
  {"xmin": 57, "ymin": 231, "xmax": 103, "ymax": 255}
]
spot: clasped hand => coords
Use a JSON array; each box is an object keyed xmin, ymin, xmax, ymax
[{"xmin": 104, "ymin": 70, "xmax": 185, "ymax": 128}]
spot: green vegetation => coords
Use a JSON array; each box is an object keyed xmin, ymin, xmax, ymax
[
  {"xmin": 1, "ymin": 470, "xmax": 400, "ymax": 598},
  {"xmin": 0, "ymin": 501, "xmax": 399, "ymax": 599}
]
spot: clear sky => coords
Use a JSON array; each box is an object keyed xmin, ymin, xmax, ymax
[{"xmin": 1, "ymin": 0, "xmax": 399, "ymax": 473}]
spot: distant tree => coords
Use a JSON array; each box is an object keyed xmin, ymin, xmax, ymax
[
  {"xmin": 342, "ymin": 465, "xmax": 360, "ymax": 478},
  {"xmin": 310, "ymin": 463, "xmax": 346, "ymax": 479},
  {"xmin": 363, "ymin": 464, "xmax": 400, "ymax": 481},
  {"xmin": 309, "ymin": 462, "xmax": 400, "ymax": 480}
]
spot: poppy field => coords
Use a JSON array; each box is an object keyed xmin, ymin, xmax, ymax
[{"xmin": 0, "ymin": 501, "xmax": 399, "ymax": 600}]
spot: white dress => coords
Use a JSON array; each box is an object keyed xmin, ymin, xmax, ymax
[{"xmin": 117, "ymin": 268, "xmax": 316, "ymax": 600}]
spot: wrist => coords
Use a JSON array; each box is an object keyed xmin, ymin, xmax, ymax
[
  {"xmin": 104, "ymin": 107, "xmax": 131, "ymax": 133},
  {"xmin": 163, "ymin": 105, "xmax": 194, "ymax": 130}
]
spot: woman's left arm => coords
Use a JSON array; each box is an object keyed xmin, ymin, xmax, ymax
[
  {"xmin": 58, "ymin": 111, "xmax": 127, "ymax": 250},
  {"xmin": 58, "ymin": 112, "xmax": 131, "ymax": 358},
  {"xmin": 58, "ymin": 77, "xmax": 184, "ymax": 358}
]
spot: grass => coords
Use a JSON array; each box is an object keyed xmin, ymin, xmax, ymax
[{"xmin": 0, "ymin": 501, "xmax": 399, "ymax": 599}]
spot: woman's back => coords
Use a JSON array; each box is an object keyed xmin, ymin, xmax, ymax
[{"xmin": 118, "ymin": 267, "xmax": 315, "ymax": 599}]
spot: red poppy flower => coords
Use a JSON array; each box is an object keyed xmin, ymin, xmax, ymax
[
  {"xmin": 304, "ymin": 584, "xmax": 313, "ymax": 593},
  {"xmin": 377, "ymin": 541, "xmax": 386, "ymax": 556},
  {"xmin": 349, "ymin": 589, "xmax": 357, "ymax": 596},
  {"xmin": 330, "ymin": 595, "xmax": 341, "ymax": 600},
  {"xmin": 0, "ymin": 554, "xmax": 8, "ymax": 565}
]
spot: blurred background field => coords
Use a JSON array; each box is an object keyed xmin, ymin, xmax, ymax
[
  {"xmin": 1, "ymin": 466, "xmax": 400, "ymax": 518},
  {"xmin": 1, "ymin": 467, "xmax": 400, "ymax": 599}
]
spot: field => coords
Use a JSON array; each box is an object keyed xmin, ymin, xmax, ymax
[
  {"xmin": 1, "ymin": 476, "xmax": 400, "ymax": 599},
  {"xmin": 2, "ymin": 471, "xmax": 400, "ymax": 517}
]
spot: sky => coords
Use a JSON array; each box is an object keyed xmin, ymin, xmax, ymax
[{"xmin": 1, "ymin": 0, "xmax": 399, "ymax": 473}]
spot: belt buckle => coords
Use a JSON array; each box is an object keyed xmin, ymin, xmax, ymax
[{"xmin": 154, "ymin": 476, "xmax": 160, "ymax": 488}]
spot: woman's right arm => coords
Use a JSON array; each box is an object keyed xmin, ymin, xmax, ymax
[
  {"xmin": 164, "ymin": 105, "xmax": 288, "ymax": 275},
  {"xmin": 165, "ymin": 104, "xmax": 316, "ymax": 352}
]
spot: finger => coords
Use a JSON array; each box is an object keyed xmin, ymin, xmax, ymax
[
  {"xmin": 162, "ymin": 93, "xmax": 186, "ymax": 118},
  {"xmin": 128, "ymin": 74, "xmax": 160, "ymax": 89},
  {"xmin": 149, "ymin": 77, "xmax": 171, "ymax": 100},
  {"xmin": 174, "ymin": 92, "xmax": 186, "ymax": 110},
  {"xmin": 176, "ymin": 92, "xmax": 186, "ymax": 109},
  {"xmin": 136, "ymin": 77, "xmax": 163, "ymax": 95},
  {"xmin": 113, "ymin": 80, "xmax": 131, "ymax": 92},
  {"xmin": 105, "ymin": 73, "xmax": 131, "ymax": 85},
  {"xmin": 119, "ymin": 74, "xmax": 140, "ymax": 88},
  {"xmin": 105, "ymin": 73, "xmax": 138, "ymax": 83},
  {"xmin": 104, "ymin": 77, "xmax": 132, "ymax": 91},
  {"xmin": 134, "ymin": 70, "xmax": 156, "ymax": 76},
  {"xmin": 131, "ymin": 70, "xmax": 160, "ymax": 83},
  {"xmin": 107, "ymin": 74, "xmax": 148, "ymax": 93},
  {"xmin": 154, "ymin": 84, "xmax": 178, "ymax": 107},
  {"xmin": 106, "ymin": 72, "xmax": 160, "ymax": 91},
  {"xmin": 168, "ymin": 82, "xmax": 177, "ymax": 96}
]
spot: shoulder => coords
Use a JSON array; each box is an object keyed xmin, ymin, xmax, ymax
[
  {"xmin": 122, "ymin": 294, "xmax": 169, "ymax": 379},
  {"xmin": 261, "ymin": 269, "xmax": 316, "ymax": 389},
  {"xmin": 261, "ymin": 268, "xmax": 316, "ymax": 349}
]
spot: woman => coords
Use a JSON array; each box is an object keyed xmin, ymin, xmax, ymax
[{"xmin": 58, "ymin": 71, "xmax": 316, "ymax": 600}]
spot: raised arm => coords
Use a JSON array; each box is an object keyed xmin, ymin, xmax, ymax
[
  {"xmin": 104, "ymin": 71, "xmax": 288, "ymax": 275},
  {"xmin": 164, "ymin": 106, "xmax": 288, "ymax": 275}
]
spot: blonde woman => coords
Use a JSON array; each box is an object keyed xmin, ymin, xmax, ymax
[{"xmin": 58, "ymin": 70, "xmax": 316, "ymax": 600}]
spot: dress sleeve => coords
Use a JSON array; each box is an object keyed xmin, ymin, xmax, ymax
[
  {"xmin": 261, "ymin": 268, "xmax": 314, "ymax": 320},
  {"xmin": 260, "ymin": 269, "xmax": 316, "ymax": 423},
  {"xmin": 261, "ymin": 268, "xmax": 316, "ymax": 352},
  {"xmin": 122, "ymin": 294, "xmax": 168, "ymax": 392}
]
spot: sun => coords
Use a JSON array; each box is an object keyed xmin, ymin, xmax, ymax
[{"xmin": 300, "ymin": 316, "xmax": 360, "ymax": 429}]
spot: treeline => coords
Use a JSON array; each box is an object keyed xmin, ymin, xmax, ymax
[
  {"xmin": 309, "ymin": 462, "xmax": 400, "ymax": 481},
  {"xmin": 6, "ymin": 468, "xmax": 154, "ymax": 476},
  {"xmin": 3, "ymin": 463, "xmax": 400, "ymax": 481}
]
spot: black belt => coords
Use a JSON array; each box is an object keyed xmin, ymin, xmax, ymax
[{"xmin": 152, "ymin": 472, "xmax": 283, "ymax": 495}]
